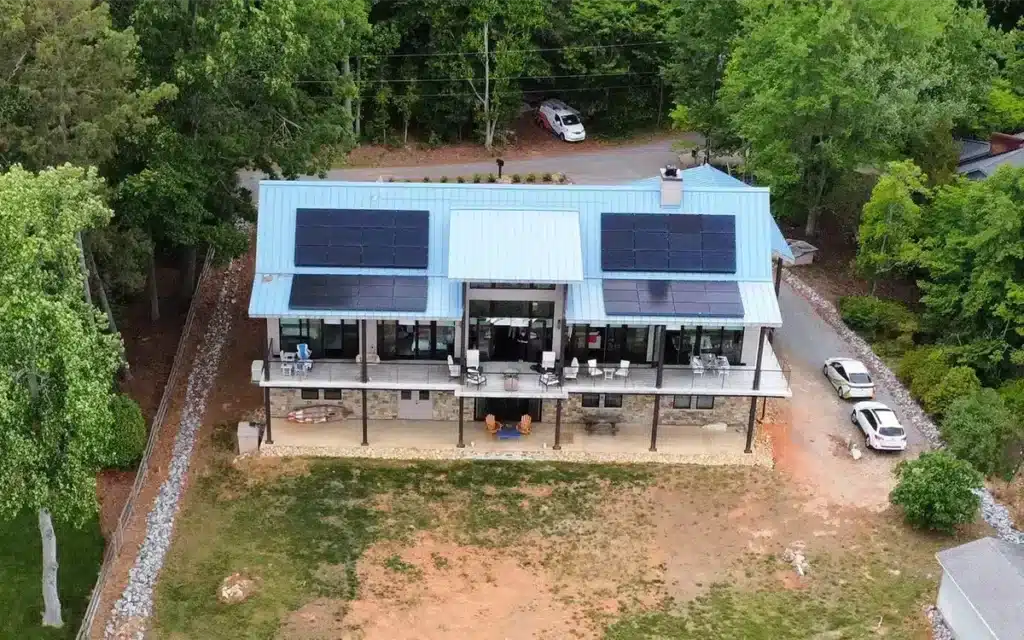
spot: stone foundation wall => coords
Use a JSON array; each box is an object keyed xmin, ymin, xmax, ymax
[
  {"xmin": 269, "ymin": 388, "xmax": 398, "ymax": 419},
  {"xmin": 432, "ymin": 391, "xmax": 474, "ymax": 421},
  {"xmin": 549, "ymin": 394, "xmax": 749, "ymax": 427}
]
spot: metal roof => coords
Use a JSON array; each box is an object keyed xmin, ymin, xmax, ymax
[
  {"xmin": 447, "ymin": 209, "xmax": 583, "ymax": 283},
  {"xmin": 565, "ymin": 279, "xmax": 782, "ymax": 327},
  {"xmin": 957, "ymin": 148, "xmax": 1024, "ymax": 179},
  {"xmin": 248, "ymin": 274, "xmax": 462, "ymax": 320},
  {"xmin": 937, "ymin": 537, "xmax": 1024, "ymax": 640}
]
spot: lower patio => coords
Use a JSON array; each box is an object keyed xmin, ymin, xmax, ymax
[{"xmin": 259, "ymin": 417, "xmax": 770, "ymax": 466}]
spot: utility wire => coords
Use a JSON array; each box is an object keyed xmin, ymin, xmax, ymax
[
  {"xmin": 359, "ymin": 83, "xmax": 662, "ymax": 99},
  {"xmin": 294, "ymin": 71, "xmax": 662, "ymax": 85},
  {"xmin": 352, "ymin": 40, "xmax": 671, "ymax": 59}
]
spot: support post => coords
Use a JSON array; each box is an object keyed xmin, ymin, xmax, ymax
[
  {"xmin": 361, "ymin": 389, "xmax": 369, "ymax": 446},
  {"xmin": 263, "ymin": 337, "xmax": 273, "ymax": 444},
  {"xmin": 457, "ymin": 398, "xmax": 465, "ymax": 448},
  {"xmin": 553, "ymin": 399, "xmax": 562, "ymax": 450},
  {"xmin": 461, "ymin": 282, "xmax": 470, "ymax": 377},
  {"xmin": 360, "ymin": 319, "xmax": 369, "ymax": 446},
  {"xmin": 649, "ymin": 395, "xmax": 660, "ymax": 452},
  {"xmin": 773, "ymin": 255, "xmax": 783, "ymax": 297},
  {"xmin": 744, "ymin": 326, "xmax": 768, "ymax": 453},
  {"xmin": 655, "ymin": 325, "xmax": 665, "ymax": 388}
]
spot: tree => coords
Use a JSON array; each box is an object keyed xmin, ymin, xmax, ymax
[
  {"xmin": 393, "ymin": 66, "xmax": 421, "ymax": 146},
  {"xmin": 0, "ymin": 0, "xmax": 173, "ymax": 171},
  {"xmin": 890, "ymin": 451, "xmax": 982, "ymax": 533},
  {"xmin": 856, "ymin": 161, "xmax": 928, "ymax": 292},
  {"xmin": 722, "ymin": 0, "xmax": 998, "ymax": 235},
  {"xmin": 923, "ymin": 366, "xmax": 982, "ymax": 417},
  {"xmin": 941, "ymin": 388, "xmax": 1022, "ymax": 478},
  {"xmin": 663, "ymin": 0, "xmax": 742, "ymax": 161},
  {"xmin": 0, "ymin": 165, "xmax": 123, "ymax": 628}
]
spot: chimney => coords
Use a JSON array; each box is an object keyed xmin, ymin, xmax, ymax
[
  {"xmin": 989, "ymin": 132, "xmax": 1024, "ymax": 156},
  {"xmin": 660, "ymin": 165, "xmax": 682, "ymax": 207}
]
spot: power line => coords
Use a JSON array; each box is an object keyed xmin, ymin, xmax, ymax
[
  {"xmin": 293, "ymin": 71, "xmax": 662, "ymax": 85},
  {"xmin": 362, "ymin": 83, "xmax": 662, "ymax": 99},
  {"xmin": 356, "ymin": 40, "xmax": 671, "ymax": 60}
]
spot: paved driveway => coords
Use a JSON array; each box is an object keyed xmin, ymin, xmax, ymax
[{"xmin": 772, "ymin": 282, "xmax": 926, "ymax": 510}]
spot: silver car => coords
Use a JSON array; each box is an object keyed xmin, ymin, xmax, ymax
[{"xmin": 823, "ymin": 357, "xmax": 875, "ymax": 399}]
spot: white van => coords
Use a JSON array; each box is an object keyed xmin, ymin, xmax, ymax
[{"xmin": 537, "ymin": 99, "xmax": 586, "ymax": 142}]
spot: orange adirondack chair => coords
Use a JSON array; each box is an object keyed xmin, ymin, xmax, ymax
[
  {"xmin": 485, "ymin": 414, "xmax": 501, "ymax": 435},
  {"xmin": 517, "ymin": 414, "xmax": 533, "ymax": 435}
]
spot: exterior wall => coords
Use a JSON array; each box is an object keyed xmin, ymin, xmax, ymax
[
  {"xmin": 269, "ymin": 388, "xmax": 398, "ymax": 419},
  {"xmin": 552, "ymin": 394, "xmax": 748, "ymax": 427},
  {"xmin": 936, "ymin": 573, "xmax": 997, "ymax": 640},
  {"xmin": 267, "ymin": 318, "xmax": 280, "ymax": 355},
  {"xmin": 431, "ymin": 391, "xmax": 475, "ymax": 421}
]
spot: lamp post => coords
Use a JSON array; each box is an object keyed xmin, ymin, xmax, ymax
[{"xmin": 496, "ymin": 158, "xmax": 504, "ymax": 179}]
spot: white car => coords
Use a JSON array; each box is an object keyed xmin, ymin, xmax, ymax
[
  {"xmin": 536, "ymin": 99, "xmax": 586, "ymax": 142},
  {"xmin": 851, "ymin": 401, "xmax": 907, "ymax": 451},
  {"xmin": 822, "ymin": 357, "xmax": 875, "ymax": 399}
]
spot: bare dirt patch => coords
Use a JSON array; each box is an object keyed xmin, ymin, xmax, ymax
[
  {"xmin": 340, "ymin": 532, "xmax": 590, "ymax": 640},
  {"xmin": 234, "ymin": 456, "xmax": 311, "ymax": 486},
  {"xmin": 97, "ymin": 470, "xmax": 136, "ymax": 538},
  {"xmin": 279, "ymin": 598, "xmax": 350, "ymax": 640}
]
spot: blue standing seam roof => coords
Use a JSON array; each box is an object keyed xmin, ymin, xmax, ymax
[
  {"xmin": 249, "ymin": 274, "xmax": 462, "ymax": 320},
  {"xmin": 448, "ymin": 209, "xmax": 584, "ymax": 282}
]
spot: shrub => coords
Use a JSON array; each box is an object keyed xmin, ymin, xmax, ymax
[
  {"xmin": 386, "ymin": 176, "xmax": 395, "ymax": 183},
  {"xmin": 541, "ymin": 172, "xmax": 553, "ymax": 183},
  {"xmin": 422, "ymin": 176, "xmax": 431, "ymax": 183},
  {"xmin": 838, "ymin": 296, "xmax": 917, "ymax": 343},
  {"xmin": 511, "ymin": 173, "xmax": 522, "ymax": 183},
  {"xmin": 486, "ymin": 173, "xmax": 497, "ymax": 183},
  {"xmin": 472, "ymin": 173, "xmax": 482, "ymax": 183},
  {"xmin": 890, "ymin": 451, "xmax": 982, "ymax": 533},
  {"xmin": 525, "ymin": 173, "xmax": 537, "ymax": 183},
  {"xmin": 923, "ymin": 366, "xmax": 982, "ymax": 417},
  {"xmin": 898, "ymin": 345, "xmax": 950, "ymax": 396},
  {"xmin": 105, "ymin": 394, "xmax": 147, "ymax": 469},
  {"xmin": 999, "ymin": 379, "xmax": 1024, "ymax": 418},
  {"xmin": 941, "ymin": 388, "xmax": 1022, "ymax": 478},
  {"xmin": 456, "ymin": 176, "xmax": 466, "ymax": 183},
  {"xmin": 439, "ymin": 175, "xmax": 448, "ymax": 183}
]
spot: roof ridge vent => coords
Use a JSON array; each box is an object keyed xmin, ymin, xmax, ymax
[{"xmin": 660, "ymin": 165, "xmax": 682, "ymax": 207}]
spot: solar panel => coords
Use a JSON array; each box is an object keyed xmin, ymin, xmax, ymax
[
  {"xmin": 600, "ymin": 213, "xmax": 736, "ymax": 273},
  {"xmin": 601, "ymin": 279, "xmax": 744, "ymax": 318},
  {"xmin": 294, "ymin": 208, "xmax": 430, "ymax": 269},
  {"xmin": 289, "ymin": 275, "xmax": 429, "ymax": 312}
]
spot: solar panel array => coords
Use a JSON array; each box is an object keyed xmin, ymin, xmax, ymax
[
  {"xmin": 600, "ymin": 213, "xmax": 736, "ymax": 273},
  {"xmin": 293, "ymin": 208, "xmax": 429, "ymax": 269},
  {"xmin": 602, "ymin": 280, "xmax": 744, "ymax": 318},
  {"xmin": 289, "ymin": 275, "xmax": 429, "ymax": 312}
]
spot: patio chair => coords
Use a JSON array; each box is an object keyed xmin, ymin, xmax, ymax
[
  {"xmin": 540, "ymin": 370, "xmax": 560, "ymax": 387},
  {"xmin": 690, "ymin": 355, "xmax": 705, "ymax": 377},
  {"xmin": 564, "ymin": 357, "xmax": 579, "ymax": 381},
  {"xmin": 447, "ymin": 355, "xmax": 460, "ymax": 379},
  {"xmin": 716, "ymin": 356, "xmax": 731, "ymax": 379},
  {"xmin": 517, "ymin": 414, "xmax": 533, "ymax": 435},
  {"xmin": 280, "ymin": 351, "xmax": 296, "ymax": 377},
  {"xmin": 614, "ymin": 359, "xmax": 630, "ymax": 379},
  {"xmin": 356, "ymin": 353, "xmax": 382, "ymax": 365},
  {"xmin": 541, "ymin": 350, "xmax": 556, "ymax": 371},
  {"xmin": 465, "ymin": 349, "xmax": 487, "ymax": 386},
  {"xmin": 587, "ymin": 359, "xmax": 603, "ymax": 377},
  {"xmin": 296, "ymin": 343, "xmax": 313, "ymax": 373},
  {"xmin": 485, "ymin": 414, "xmax": 501, "ymax": 435}
]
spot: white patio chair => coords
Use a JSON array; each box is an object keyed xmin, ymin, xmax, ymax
[
  {"xmin": 280, "ymin": 351, "xmax": 296, "ymax": 377},
  {"xmin": 447, "ymin": 355, "xmax": 460, "ymax": 378},
  {"xmin": 587, "ymin": 359, "xmax": 603, "ymax": 378},
  {"xmin": 564, "ymin": 357, "xmax": 579, "ymax": 381},
  {"xmin": 717, "ymin": 356, "xmax": 731, "ymax": 379},
  {"xmin": 465, "ymin": 349, "xmax": 487, "ymax": 386},
  {"xmin": 690, "ymin": 355, "xmax": 705, "ymax": 377},
  {"xmin": 541, "ymin": 350, "xmax": 556, "ymax": 371},
  {"xmin": 540, "ymin": 371, "xmax": 561, "ymax": 387},
  {"xmin": 614, "ymin": 359, "xmax": 630, "ymax": 379}
]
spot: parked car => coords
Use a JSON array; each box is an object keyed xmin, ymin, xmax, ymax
[
  {"xmin": 536, "ymin": 99, "xmax": 586, "ymax": 142},
  {"xmin": 822, "ymin": 357, "xmax": 874, "ymax": 399},
  {"xmin": 850, "ymin": 401, "xmax": 907, "ymax": 451}
]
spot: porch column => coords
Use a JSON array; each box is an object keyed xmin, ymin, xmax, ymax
[
  {"xmin": 655, "ymin": 325, "xmax": 665, "ymax": 388},
  {"xmin": 744, "ymin": 326, "xmax": 768, "ymax": 453},
  {"xmin": 649, "ymin": 395, "xmax": 660, "ymax": 452},
  {"xmin": 360, "ymin": 319, "xmax": 369, "ymax": 446},
  {"xmin": 769, "ymin": 255, "xmax": 783, "ymax": 346},
  {"xmin": 262, "ymin": 338, "xmax": 273, "ymax": 444},
  {"xmin": 457, "ymin": 398, "xmax": 465, "ymax": 448},
  {"xmin": 461, "ymin": 282, "xmax": 470, "ymax": 375},
  {"xmin": 553, "ymin": 399, "xmax": 563, "ymax": 450},
  {"xmin": 361, "ymin": 389, "xmax": 369, "ymax": 446}
]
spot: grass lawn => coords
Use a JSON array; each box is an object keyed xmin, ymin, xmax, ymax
[
  {"xmin": 0, "ymin": 511, "xmax": 104, "ymax": 639},
  {"xmin": 151, "ymin": 425, "xmax": 975, "ymax": 640}
]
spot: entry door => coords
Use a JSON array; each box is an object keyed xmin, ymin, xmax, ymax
[{"xmin": 398, "ymin": 390, "xmax": 433, "ymax": 420}]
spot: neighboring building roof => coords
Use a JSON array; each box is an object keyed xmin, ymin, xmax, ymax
[
  {"xmin": 447, "ymin": 209, "xmax": 583, "ymax": 283},
  {"xmin": 957, "ymin": 147, "xmax": 1024, "ymax": 179},
  {"xmin": 936, "ymin": 537, "xmax": 1024, "ymax": 640},
  {"xmin": 958, "ymin": 138, "xmax": 993, "ymax": 164},
  {"xmin": 566, "ymin": 280, "xmax": 782, "ymax": 327}
]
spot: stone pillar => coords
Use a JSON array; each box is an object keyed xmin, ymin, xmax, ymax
[{"xmin": 745, "ymin": 326, "xmax": 768, "ymax": 453}]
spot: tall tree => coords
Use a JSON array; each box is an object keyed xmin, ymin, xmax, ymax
[
  {"xmin": 663, "ymin": 0, "xmax": 743, "ymax": 161},
  {"xmin": 0, "ymin": 165, "xmax": 123, "ymax": 628},
  {"xmin": 722, "ymin": 0, "xmax": 998, "ymax": 236},
  {"xmin": 0, "ymin": 0, "xmax": 173, "ymax": 170},
  {"xmin": 856, "ymin": 160, "xmax": 928, "ymax": 292}
]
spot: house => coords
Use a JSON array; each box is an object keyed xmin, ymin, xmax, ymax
[
  {"xmin": 247, "ymin": 164, "xmax": 792, "ymax": 453},
  {"xmin": 956, "ymin": 132, "xmax": 1024, "ymax": 180},
  {"xmin": 935, "ymin": 537, "xmax": 1024, "ymax": 640}
]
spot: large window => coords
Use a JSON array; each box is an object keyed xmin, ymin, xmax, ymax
[
  {"xmin": 322, "ymin": 321, "xmax": 359, "ymax": 358},
  {"xmin": 565, "ymin": 325, "xmax": 651, "ymax": 364},
  {"xmin": 663, "ymin": 327, "xmax": 744, "ymax": 366},
  {"xmin": 468, "ymin": 301, "xmax": 554, "ymax": 362},
  {"xmin": 377, "ymin": 321, "xmax": 454, "ymax": 360},
  {"xmin": 280, "ymin": 319, "xmax": 322, "ymax": 356},
  {"xmin": 470, "ymin": 283, "xmax": 556, "ymax": 290}
]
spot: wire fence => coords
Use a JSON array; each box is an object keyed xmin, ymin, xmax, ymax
[{"xmin": 75, "ymin": 247, "xmax": 216, "ymax": 640}]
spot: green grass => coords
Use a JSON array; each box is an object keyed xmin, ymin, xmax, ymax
[
  {"xmin": 151, "ymin": 456, "xmax": 651, "ymax": 639},
  {"xmin": 0, "ymin": 511, "xmax": 104, "ymax": 639}
]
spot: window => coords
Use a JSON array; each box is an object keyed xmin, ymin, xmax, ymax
[
  {"xmin": 833, "ymin": 363, "xmax": 848, "ymax": 381},
  {"xmin": 400, "ymin": 390, "xmax": 412, "ymax": 400},
  {"xmin": 603, "ymin": 394, "xmax": 623, "ymax": 408},
  {"xmin": 673, "ymin": 395, "xmax": 692, "ymax": 409},
  {"xmin": 418, "ymin": 390, "xmax": 430, "ymax": 401},
  {"xmin": 322, "ymin": 321, "xmax": 359, "ymax": 358},
  {"xmin": 378, "ymin": 321, "xmax": 453, "ymax": 360},
  {"xmin": 581, "ymin": 393, "xmax": 600, "ymax": 408},
  {"xmin": 694, "ymin": 396, "xmax": 715, "ymax": 410},
  {"xmin": 663, "ymin": 327, "xmax": 743, "ymax": 365},
  {"xmin": 300, "ymin": 388, "xmax": 319, "ymax": 400},
  {"xmin": 469, "ymin": 283, "xmax": 556, "ymax": 290},
  {"xmin": 323, "ymin": 389, "xmax": 342, "ymax": 400},
  {"xmin": 565, "ymin": 324, "xmax": 651, "ymax": 365},
  {"xmin": 562, "ymin": 114, "xmax": 580, "ymax": 125},
  {"xmin": 280, "ymin": 319, "xmax": 323, "ymax": 357}
]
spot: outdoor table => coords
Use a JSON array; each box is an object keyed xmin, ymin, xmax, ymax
[
  {"xmin": 503, "ymin": 370, "xmax": 520, "ymax": 392},
  {"xmin": 582, "ymin": 413, "xmax": 619, "ymax": 435}
]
